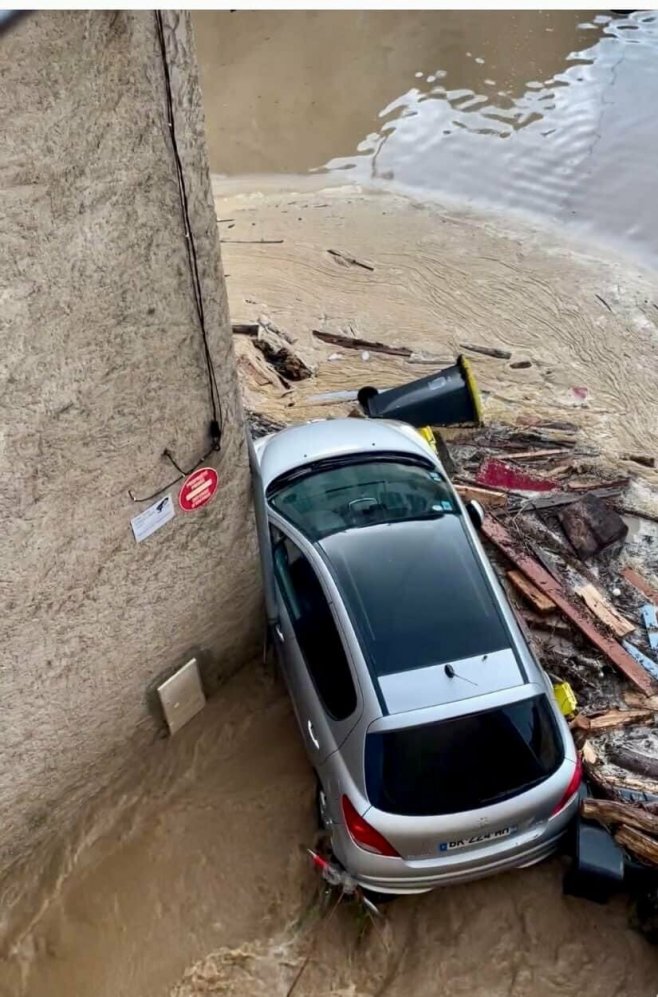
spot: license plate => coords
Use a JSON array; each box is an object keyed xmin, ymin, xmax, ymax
[{"xmin": 438, "ymin": 826, "xmax": 516, "ymax": 852}]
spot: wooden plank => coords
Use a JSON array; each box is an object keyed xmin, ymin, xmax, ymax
[
  {"xmin": 582, "ymin": 797, "xmax": 658, "ymax": 836},
  {"xmin": 570, "ymin": 708, "xmax": 653, "ymax": 733},
  {"xmin": 507, "ymin": 570, "xmax": 555, "ymax": 614},
  {"xmin": 622, "ymin": 640, "xmax": 658, "ymax": 683},
  {"xmin": 622, "ymin": 566, "xmax": 658, "ymax": 604},
  {"xmin": 521, "ymin": 610, "xmax": 571, "ymax": 636},
  {"xmin": 582, "ymin": 740, "xmax": 598, "ymax": 765},
  {"xmin": 608, "ymin": 745, "xmax": 658, "ymax": 782},
  {"xmin": 623, "ymin": 690, "xmax": 658, "ymax": 710},
  {"xmin": 459, "ymin": 342, "xmax": 511, "ymax": 360},
  {"xmin": 481, "ymin": 517, "xmax": 656, "ymax": 695},
  {"xmin": 312, "ymin": 330, "xmax": 411, "ymax": 357},
  {"xmin": 508, "ymin": 449, "xmax": 566, "ymax": 460},
  {"xmin": 615, "ymin": 825, "xmax": 658, "ymax": 866},
  {"xmin": 327, "ymin": 248, "xmax": 374, "ymax": 272},
  {"xmin": 455, "ymin": 484, "xmax": 507, "ymax": 509},
  {"xmin": 525, "ymin": 482, "xmax": 629, "ymax": 511},
  {"xmin": 584, "ymin": 763, "xmax": 658, "ymax": 805},
  {"xmin": 575, "ymin": 583, "xmax": 635, "ymax": 638}
]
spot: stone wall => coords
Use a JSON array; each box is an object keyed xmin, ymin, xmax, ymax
[{"xmin": 0, "ymin": 11, "xmax": 260, "ymax": 882}]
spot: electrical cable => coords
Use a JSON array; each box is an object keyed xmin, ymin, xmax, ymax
[
  {"xmin": 155, "ymin": 9, "xmax": 223, "ymax": 444},
  {"xmin": 128, "ymin": 12, "xmax": 224, "ymax": 503}
]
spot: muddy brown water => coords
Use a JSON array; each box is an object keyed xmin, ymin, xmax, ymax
[
  {"xmin": 196, "ymin": 9, "xmax": 658, "ymax": 263},
  {"xmin": 3, "ymin": 11, "xmax": 658, "ymax": 997}
]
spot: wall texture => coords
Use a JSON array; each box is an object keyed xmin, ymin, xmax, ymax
[{"xmin": 0, "ymin": 11, "xmax": 260, "ymax": 885}]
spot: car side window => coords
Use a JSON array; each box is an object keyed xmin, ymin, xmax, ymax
[{"xmin": 271, "ymin": 530, "xmax": 357, "ymax": 721}]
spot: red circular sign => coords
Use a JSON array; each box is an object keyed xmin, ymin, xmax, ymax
[{"xmin": 178, "ymin": 467, "xmax": 219, "ymax": 512}]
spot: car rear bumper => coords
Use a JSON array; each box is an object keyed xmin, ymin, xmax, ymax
[{"xmin": 336, "ymin": 824, "xmax": 569, "ymax": 896}]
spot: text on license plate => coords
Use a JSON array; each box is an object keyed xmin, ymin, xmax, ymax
[{"xmin": 438, "ymin": 826, "xmax": 516, "ymax": 852}]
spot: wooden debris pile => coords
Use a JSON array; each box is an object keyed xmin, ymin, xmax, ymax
[{"xmin": 443, "ymin": 418, "xmax": 658, "ymax": 871}]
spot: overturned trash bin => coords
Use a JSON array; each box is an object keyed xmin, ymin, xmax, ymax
[{"xmin": 357, "ymin": 355, "xmax": 482, "ymax": 428}]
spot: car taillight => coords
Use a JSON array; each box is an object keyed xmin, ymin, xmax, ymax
[
  {"xmin": 341, "ymin": 796, "xmax": 400, "ymax": 857},
  {"xmin": 551, "ymin": 756, "xmax": 583, "ymax": 817}
]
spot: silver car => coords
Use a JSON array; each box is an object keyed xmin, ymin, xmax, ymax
[{"xmin": 251, "ymin": 417, "xmax": 581, "ymax": 896}]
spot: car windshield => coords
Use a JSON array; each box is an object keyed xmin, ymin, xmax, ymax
[
  {"xmin": 365, "ymin": 695, "xmax": 563, "ymax": 816},
  {"xmin": 267, "ymin": 456, "xmax": 457, "ymax": 541}
]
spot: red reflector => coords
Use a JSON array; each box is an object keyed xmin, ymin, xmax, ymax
[
  {"xmin": 341, "ymin": 796, "xmax": 399, "ymax": 857},
  {"xmin": 551, "ymin": 756, "xmax": 583, "ymax": 817}
]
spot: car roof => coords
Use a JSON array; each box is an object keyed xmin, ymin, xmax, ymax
[
  {"xmin": 255, "ymin": 418, "xmax": 435, "ymax": 490},
  {"xmin": 318, "ymin": 517, "xmax": 527, "ymax": 716}
]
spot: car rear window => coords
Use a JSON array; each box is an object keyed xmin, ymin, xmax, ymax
[{"xmin": 365, "ymin": 695, "xmax": 563, "ymax": 816}]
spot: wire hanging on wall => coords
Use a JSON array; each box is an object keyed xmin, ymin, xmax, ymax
[{"xmin": 129, "ymin": 11, "xmax": 224, "ymax": 503}]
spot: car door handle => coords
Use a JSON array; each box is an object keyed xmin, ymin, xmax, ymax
[
  {"xmin": 274, "ymin": 624, "xmax": 285, "ymax": 644},
  {"xmin": 307, "ymin": 720, "xmax": 320, "ymax": 750}
]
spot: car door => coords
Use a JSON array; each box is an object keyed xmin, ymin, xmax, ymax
[{"xmin": 270, "ymin": 525, "xmax": 361, "ymax": 766}]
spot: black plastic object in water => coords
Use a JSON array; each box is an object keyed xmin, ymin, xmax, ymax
[
  {"xmin": 357, "ymin": 355, "xmax": 482, "ymax": 428},
  {"xmin": 563, "ymin": 816, "xmax": 625, "ymax": 904}
]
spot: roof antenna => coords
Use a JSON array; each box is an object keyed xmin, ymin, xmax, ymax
[{"xmin": 444, "ymin": 663, "xmax": 477, "ymax": 686}]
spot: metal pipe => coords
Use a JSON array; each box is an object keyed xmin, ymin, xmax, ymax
[{"xmin": 246, "ymin": 431, "xmax": 279, "ymax": 627}]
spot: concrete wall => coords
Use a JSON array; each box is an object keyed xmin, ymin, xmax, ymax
[{"xmin": 0, "ymin": 11, "xmax": 260, "ymax": 882}]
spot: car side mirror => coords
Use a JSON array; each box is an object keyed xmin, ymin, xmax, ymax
[{"xmin": 466, "ymin": 499, "xmax": 485, "ymax": 530}]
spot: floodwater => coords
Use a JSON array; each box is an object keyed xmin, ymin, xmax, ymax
[
  {"xmin": 4, "ymin": 11, "xmax": 658, "ymax": 997},
  {"xmin": 195, "ymin": 9, "xmax": 658, "ymax": 262}
]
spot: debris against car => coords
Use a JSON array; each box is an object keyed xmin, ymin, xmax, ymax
[
  {"xmin": 439, "ymin": 416, "xmax": 658, "ymax": 896},
  {"xmin": 243, "ymin": 348, "xmax": 658, "ymax": 934}
]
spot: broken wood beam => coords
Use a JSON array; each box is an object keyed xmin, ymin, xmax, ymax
[
  {"xmin": 582, "ymin": 740, "xmax": 598, "ymax": 765},
  {"xmin": 584, "ymin": 760, "xmax": 658, "ymax": 805},
  {"xmin": 622, "ymin": 640, "xmax": 658, "ymax": 683},
  {"xmin": 622, "ymin": 567, "xmax": 658, "ymax": 604},
  {"xmin": 570, "ymin": 708, "xmax": 653, "ymax": 733},
  {"xmin": 253, "ymin": 328, "xmax": 314, "ymax": 382},
  {"xmin": 508, "ymin": 449, "xmax": 567, "ymax": 461},
  {"xmin": 312, "ymin": 330, "xmax": 412, "ymax": 357},
  {"xmin": 520, "ymin": 611, "xmax": 571, "ymax": 636},
  {"xmin": 582, "ymin": 797, "xmax": 658, "ymax": 836},
  {"xmin": 524, "ymin": 481, "xmax": 629, "ymax": 511},
  {"xmin": 507, "ymin": 570, "xmax": 555, "ymax": 614},
  {"xmin": 615, "ymin": 825, "xmax": 658, "ymax": 866},
  {"xmin": 558, "ymin": 494, "xmax": 628, "ymax": 560},
  {"xmin": 458, "ymin": 342, "xmax": 512, "ymax": 360},
  {"xmin": 624, "ymin": 690, "xmax": 658, "ymax": 710},
  {"xmin": 575, "ymin": 583, "xmax": 635, "ymax": 638},
  {"xmin": 454, "ymin": 484, "xmax": 507, "ymax": 509},
  {"xmin": 608, "ymin": 745, "xmax": 658, "ymax": 782},
  {"xmin": 481, "ymin": 517, "xmax": 656, "ymax": 695},
  {"xmin": 327, "ymin": 248, "xmax": 375, "ymax": 271}
]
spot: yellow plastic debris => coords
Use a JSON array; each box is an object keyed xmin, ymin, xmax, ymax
[
  {"xmin": 417, "ymin": 426, "xmax": 437, "ymax": 453},
  {"xmin": 553, "ymin": 681, "xmax": 578, "ymax": 717}
]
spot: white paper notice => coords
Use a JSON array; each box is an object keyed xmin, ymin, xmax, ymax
[{"xmin": 131, "ymin": 494, "xmax": 175, "ymax": 543}]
